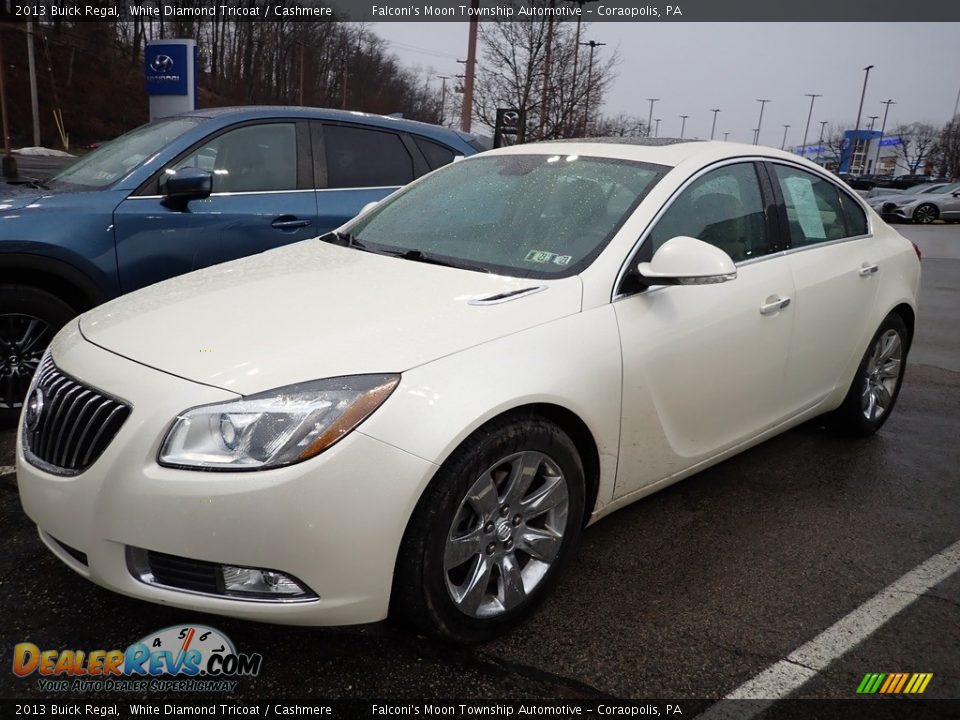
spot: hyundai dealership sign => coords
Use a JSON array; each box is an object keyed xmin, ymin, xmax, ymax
[{"xmin": 145, "ymin": 39, "xmax": 197, "ymax": 120}]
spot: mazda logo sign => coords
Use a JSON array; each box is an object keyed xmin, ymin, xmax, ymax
[
  {"xmin": 150, "ymin": 54, "xmax": 174, "ymax": 73},
  {"xmin": 25, "ymin": 387, "xmax": 44, "ymax": 431},
  {"xmin": 502, "ymin": 111, "xmax": 520, "ymax": 127}
]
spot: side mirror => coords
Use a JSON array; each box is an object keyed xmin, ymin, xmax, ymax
[
  {"xmin": 163, "ymin": 167, "xmax": 212, "ymax": 204},
  {"xmin": 636, "ymin": 236, "xmax": 737, "ymax": 286}
]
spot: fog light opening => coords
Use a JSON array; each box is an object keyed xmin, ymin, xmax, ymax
[{"xmin": 221, "ymin": 565, "xmax": 312, "ymax": 599}]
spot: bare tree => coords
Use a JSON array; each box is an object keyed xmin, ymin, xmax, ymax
[
  {"xmin": 472, "ymin": 18, "xmax": 618, "ymax": 141},
  {"xmin": 930, "ymin": 116, "xmax": 960, "ymax": 180},
  {"xmin": 893, "ymin": 122, "xmax": 939, "ymax": 175},
  {"xmin": 592, "ymin": 114, "xmax": 648, "ymax": 137},
  {"xmin": 820, "ymin": 122, "xmax": 851, "ymax": 171}
]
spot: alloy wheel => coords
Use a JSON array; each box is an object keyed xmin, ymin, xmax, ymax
[
  {"xmin": 913, "ymin": 204, "xmax": 938, "ymax": 224},
  {"xmin": 444, "ymin": 451, "xmax": 569, "ymax": 619},
  {"xmin": 861, "ymin": 329, "xmax": 902, "ymax": 422},
  {"xmin": 0, "ymin": 313, "xmax": 52, "ymax": 410}
]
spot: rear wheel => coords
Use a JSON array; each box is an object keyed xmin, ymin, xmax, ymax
[
  {"xmin": 393, "ymin": 415, "xmax": 585, "ymax": 643},
  {"xmin": 0, "ymin": 285, "xmax": 77, "ymax": 422},
  {"xmin": 829, "ymin": 313, "xmax": 909, "ymax": 436},
  {"xmin": 913, "ymin": 203, "xmax": 939, "ymax": 224}
]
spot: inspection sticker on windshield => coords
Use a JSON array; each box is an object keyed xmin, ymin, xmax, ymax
[{"xmin": 525, "ymin": 250, "xmax": 572, "ymax": 266}]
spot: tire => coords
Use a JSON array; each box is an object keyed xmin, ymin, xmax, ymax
[
  {"xmin": 392, "ymin": 414, "xmax": 585, "ymax": 643},
  {"xmin": 912, "ymin": 203, "xmax": 939, "ymax": 224},
  {"xmin": 829, "ymin": 313, "xmax": 910, "ymax": 436},
  {"xmin": 0, "ymin": 285, "xmax": 78, "ymax": 421}
]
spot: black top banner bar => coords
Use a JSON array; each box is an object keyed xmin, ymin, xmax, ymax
[{"xmin": 3, "ymin": 0, "xmax": 960, "ymax": 22}]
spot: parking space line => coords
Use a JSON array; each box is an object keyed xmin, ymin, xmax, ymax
[
  {"xmin": 0, "ymin": 464, "xmax": 15, "ymax": 476},
  {"xmin": 697, "ymin": 538, "xmax": 960, "ymax": 717}
]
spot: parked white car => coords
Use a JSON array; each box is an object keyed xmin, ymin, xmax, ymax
[{"xmin": 17, "ymin": 140, "xmax": 921, "ymax": 642}]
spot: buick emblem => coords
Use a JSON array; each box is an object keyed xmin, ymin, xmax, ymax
[
  {"xmin": 25, "ymin": 387, "xmax": 44, "ymax": 431},
  {"xmin": 150, "ymin": 54, "xmax": 174, "ymax": 73}
]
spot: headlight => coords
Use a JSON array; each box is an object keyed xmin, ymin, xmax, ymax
[{"xmin": 159, "ymin": 374, "xmax": 399, "ymax": 471}]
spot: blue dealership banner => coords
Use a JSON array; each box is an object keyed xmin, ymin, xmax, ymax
[{"xmin": 145, "ymin": 43, "xmax": 189, "ymax": 96}]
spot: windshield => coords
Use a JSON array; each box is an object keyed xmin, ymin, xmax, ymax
[
  {"xmin": 346, "ymin": 154, "xmax": 666, "ymax": 278},
  {"xmin": 52, "ymin": 117, "xmax": 202, "ymax": 189}
]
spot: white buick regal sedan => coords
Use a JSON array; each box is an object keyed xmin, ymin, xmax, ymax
[{"xmin": 17, "ymin": 139, "xmax": 920, "ymax": 642}]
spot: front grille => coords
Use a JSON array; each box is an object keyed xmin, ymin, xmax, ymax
[
  {"xmin": 145, "ymin": 550, "xmax": 222, "ymax": 594},
  {"xmin": 22, "ymin": 356, "xmax": 131, "ymax": 475},
  {"xmin": 882, "ymin": 202, "xmax": 897, "ymax": 213}
]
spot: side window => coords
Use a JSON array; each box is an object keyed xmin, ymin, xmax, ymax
[
  {"xmin": 166, "ymin": 123, "xmax": 297, "ymax": 193},
  {"xmin": 772, "ymin": 165, "xmax": 853, "ymax": 246},
  {"xmin": 839, "ymin": 189, "xmax": 868, "ymax": 237},
  {"xmin": 648, "ymin": 163, "xmax": 770, "ymax": 263},
  {"xmin": 323, "ymin": 125, "xmax": 414, "ymax": 188},
  {"xmin": 413, "ymin": 137, "xmax": 458, "ymax": 170}
]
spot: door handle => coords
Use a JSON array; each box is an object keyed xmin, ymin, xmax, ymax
[
  {"xmin": 271, "ymin": 216, "xmax": 312, "ymax": 230},
  {"xmin": 760, "ymin": 296, "xmax": 791, "ymax": 315},
  {"xmin": 859, "ymin": 263, "xmax": 879, "ymax": 277}
]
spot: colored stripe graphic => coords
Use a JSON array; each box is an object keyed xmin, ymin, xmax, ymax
[{"xmin": 857, "ymin": 672, "xmax": 932, "ymax": 694}]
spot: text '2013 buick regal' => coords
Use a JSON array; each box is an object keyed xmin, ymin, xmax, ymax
[{"xmin": 16, "ymin": 140, "xmax": 920, "ymax": 643}]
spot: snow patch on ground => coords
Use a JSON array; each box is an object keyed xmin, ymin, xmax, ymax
[{"xmin": 13, "ymin": 147, "xmax": 75, "ymax": 157}]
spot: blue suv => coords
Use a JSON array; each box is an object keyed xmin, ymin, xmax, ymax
[{"xmin": 0, "ymin": 107, "xmax": 480, "ymax": 413}]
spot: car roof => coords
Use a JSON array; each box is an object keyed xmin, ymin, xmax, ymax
[
  {"xmin": 482, "ymin": 138, "xmax": 822, "ymax": 170},
  {"xmin": 170, "ymin": 105, "xmax": 474, "ymax": 145}
]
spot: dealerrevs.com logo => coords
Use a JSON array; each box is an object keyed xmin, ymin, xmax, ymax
[{"xmin": 13, "ymin": 625, "xmax": 262, "ymax": 693}]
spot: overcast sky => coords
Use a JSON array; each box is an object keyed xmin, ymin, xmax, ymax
[{"xmin": 371, "ymin": 22, "xmax": 960, "ymax": 146}]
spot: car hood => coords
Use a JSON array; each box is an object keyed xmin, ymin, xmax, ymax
[
  {"xmin": 79, "ymin": 240, "xmax": 583, "ymax": 395},
  {"xmin": 0, "ymin": 186, "xmax": 46, "ymax": 210}
]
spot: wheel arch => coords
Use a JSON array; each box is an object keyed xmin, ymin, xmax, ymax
[
  {"xmin": 0, "ymin": 252, "xmax": 109, "ymax": 312},
  {"xmin": 889, "ymin": 302, "xmax": 915, "ymax": 349}
]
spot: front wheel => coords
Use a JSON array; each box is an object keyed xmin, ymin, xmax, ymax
[
  {"xmin": 393, "ymin": 415, "xmax": 585, "ymax": 643},
  {"xmin": 0, "ymin": 285, "xmax": 78, "ymax": 420},
  {"xmin": 829, "ymin": 313, "xmax": 909, "ymax": 436},
  {"xmin": 912, "ymin": 203, "xmax": 939, "ymax": 224}
]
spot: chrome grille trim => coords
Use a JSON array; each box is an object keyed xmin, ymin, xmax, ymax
[{"xmin": 22, "ymin": 356, "xmax": 131, "ymax": 476}]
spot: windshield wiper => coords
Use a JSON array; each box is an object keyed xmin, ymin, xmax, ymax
[{"xmin": 382, "ymin": 248, "xmax": 489, "ymax": 273}]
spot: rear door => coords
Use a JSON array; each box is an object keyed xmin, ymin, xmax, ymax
[
  {"xmin": 766, "ymin": 162, "xmax": 880, "ymax": 411},
  {"xmin": 311, "ymin": 122, "xmax": 429, "ymax": 233},
  {"xmin": 113, "ymin": 120, "xmax": 317, "ymax": 293}
]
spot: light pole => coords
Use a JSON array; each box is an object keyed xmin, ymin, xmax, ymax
[
  {"xmin": 436, "ymin": 75, "xmax": 451, "ymax": 126},
  {"xmin": 754, "ymin": 99, "xmax": 770, "ymax": 145},
  {"xmin": 817, "ymin": 120, "xmax": 829, "ymax": 165},
  {"xmin": 852, "ymin": 64, "xmax": 875, "ymax": 175},
  {"xmin": 709, "ymin": 108, "xmax": 721, "ymax": 140},
  {"xmin": 679, "ymin": 115, "xmax": 689, "ymax": 138},
  {"xmin": 801, "ymin": 93, "xmax": 822, "ymax": 157},
  {"xmin": 646, "ymin": 98, "xmax": 659, "ymax": 138},
  {"xmin": 874, "ymin": 99, "xmax": 895, "ymax": 176},
  {"xmin": 580, "ymin": 40, "xmax": 606, "ymax": 136},
  {"xmin": 562, "ymin": 1, "xmax": 597, "ymax": 136},
  {"xmin": 781, "ymin": 124, "xmax": 790, "ymax": 150},
  {"xmin": 723, "ymin": 132, "xmax": 730, "ymax": 141},
  {"xmin": 654, "ymin": 118, "xmax": 661, "ymax": 137},
  {"xmin": 868, "ymin": 115, "xmax": 879, "ymax": 131}
]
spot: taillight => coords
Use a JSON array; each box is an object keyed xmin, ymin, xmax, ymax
[{"xmin": 911, "ymin": 241, "xmax": 922, "ymax": 261}]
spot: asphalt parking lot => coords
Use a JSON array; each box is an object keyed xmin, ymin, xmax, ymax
[{"xmin": 1, "ymin": 224, "xmax": 958, "ymax": 706}]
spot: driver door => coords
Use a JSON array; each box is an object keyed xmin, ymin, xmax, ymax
[
  {"xmin": 613, "ymin": 161, "xmax": 796, "ymax": 497},
  {"xmin": 113, "ymin": 121, "xmax": 317, "ymax": 293}
]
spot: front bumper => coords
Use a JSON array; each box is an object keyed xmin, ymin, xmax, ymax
[{"xmin": 16, "ymin": 323, "xmax": 438, "ymax": 625}]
